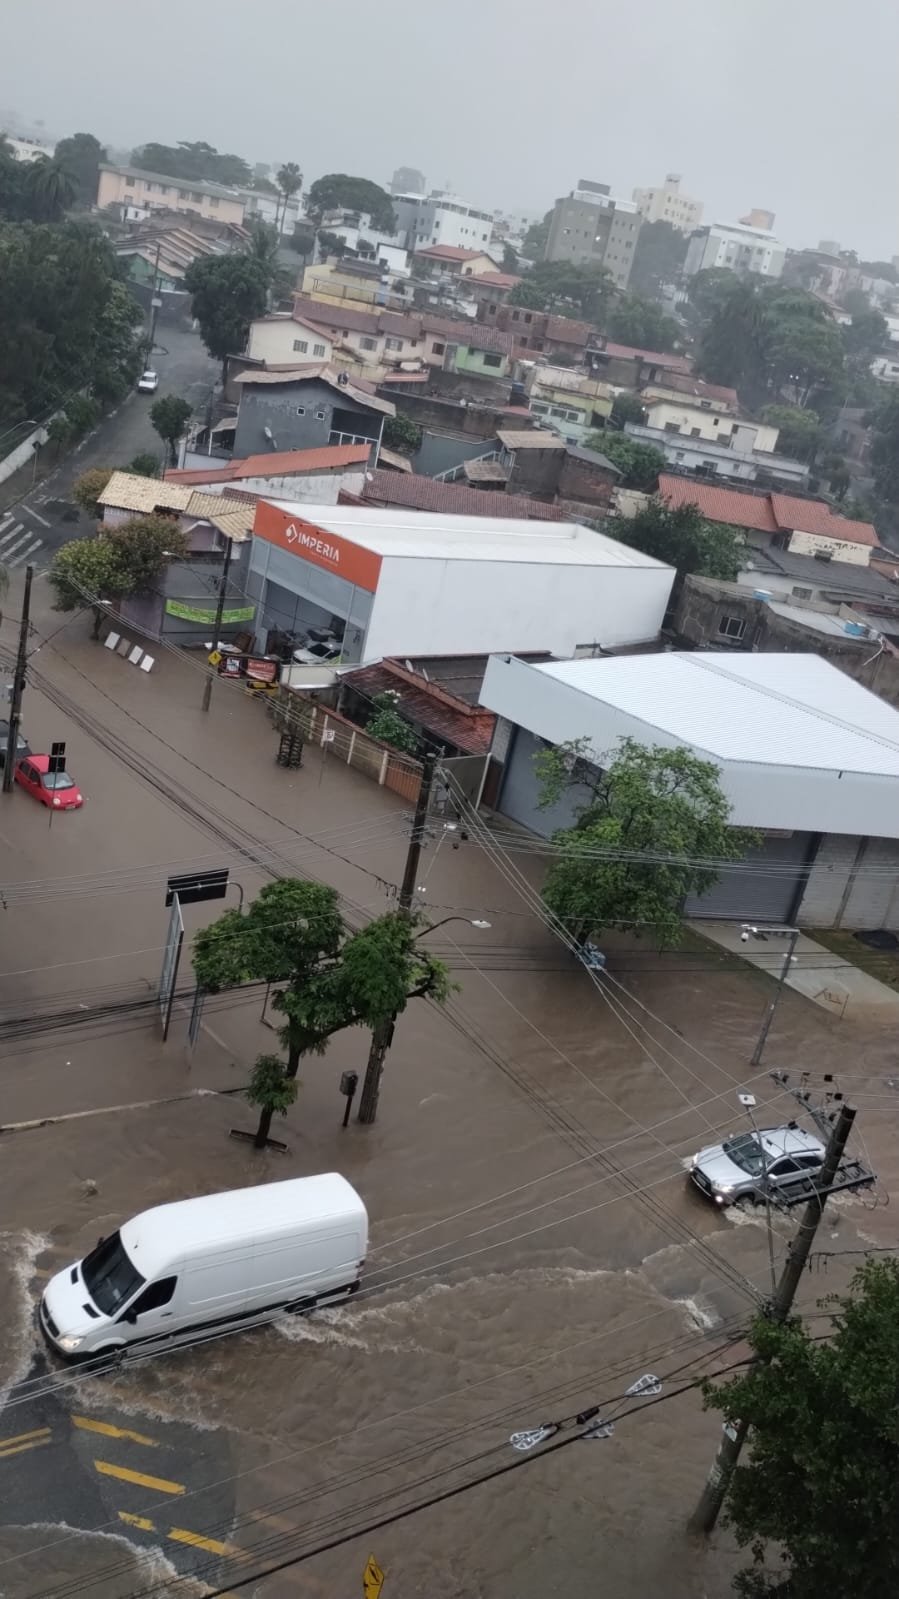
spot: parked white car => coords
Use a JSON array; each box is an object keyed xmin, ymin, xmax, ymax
[{"xmin": 137, "ymin": 370, "xmax": 159, "ymax": 393}]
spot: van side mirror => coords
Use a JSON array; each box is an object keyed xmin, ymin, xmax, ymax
[{"xmin": 122, "ymin": 1308, "xmax": 137, "ymax": 1325}]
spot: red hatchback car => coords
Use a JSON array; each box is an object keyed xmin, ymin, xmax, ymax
[{"xmin": 16, "ymin": 755, "xmax": 83, "ymax": 810}]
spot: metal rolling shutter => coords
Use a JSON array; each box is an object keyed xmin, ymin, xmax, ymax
[{"xmin": 684, "ymin": 832, "xmax": 814, "ymax": 923}]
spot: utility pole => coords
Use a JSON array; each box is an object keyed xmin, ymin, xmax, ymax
[
  {"xmin": 358, "ymin": 751, "xmax": 436, "ymax": 1125},
  {"xmin": 201, "ymin": 536, "xmax": 234, "ymax": 713},
  {"xmin": 3, "ymin": 565, "xmax": 33, "ymax": 794},
  {"xmin": 688, "ymin": 1102, "xmax": 856, "ymax": 1537},
  {"xmin": 744, "ymin": 924, "xmax": 800, "ymax": 1066},
  {"xmin": 145, "ymin": 238, "xmax": 162, "ymax": 371}
]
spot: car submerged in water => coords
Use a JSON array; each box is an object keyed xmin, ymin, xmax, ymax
[{"xmin": 689, "ymin": 1124, "xmax": 825, "ymax": 1208}]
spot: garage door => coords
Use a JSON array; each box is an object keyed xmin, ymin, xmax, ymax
[
  {"xmin": 684, "ymin": 832, "xmax": 815, "ymax": 923},
  {"xmin": 498, "ymin": 728, "xmax": 585, "ymax": 836}
]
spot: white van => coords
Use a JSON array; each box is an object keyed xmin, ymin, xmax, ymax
[{"xmin": 40, "ymin": 1173, "xmax": 367, "ymax": 1362}]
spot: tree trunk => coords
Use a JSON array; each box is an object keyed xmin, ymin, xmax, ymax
[
  {"xmin": 91, "ymin": 606, "xmax": 104, "ymax": 640},
  {"xmin": 358, "ymin": 1016, "xmax": 393, "ymax": 1125},
  {"xmin": 286, "ymin": 1041, "xmax": 302, "ymax": 1079},
  {"xmin": 254, "ymin": 1105, "xmax": 274, "ymax": 1149}
]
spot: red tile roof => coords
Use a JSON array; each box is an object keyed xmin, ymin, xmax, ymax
[
  {"xmin": 770, "ymin": 494, "xmax": 878, "ymax": 547},
  {"xmin": 543, "ymin": 314, "xmax": 595, "ymax": 346},
  {"xmin": 341, "ymin": 658, "xmax": 497, "ymax": 755},
  {"xmin": 473, "ymin": 272, "xmax": 522, "ymax": 290},
  {"xmin": 165, "ymin": 444, "xmax": 370, "ymax": 487},
  {"xmin": 360, "ymin": 469, "xmax": 565, "ymax": 521},
  {"xmin": 414, "ymin": 245, "xmax": 497, "ymax": 263},
  {"xmin": 658, "ymin": 475, "xmax": 779, "ymax": 533}
]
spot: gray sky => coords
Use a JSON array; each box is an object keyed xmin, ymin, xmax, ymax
[{"xmin": 3, "ymin": 0, "xmax": 896, "ymax": 258}]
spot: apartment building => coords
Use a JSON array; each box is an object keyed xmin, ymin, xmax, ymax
[
  {"xmin": 684, "ymin": 220, "xmax": 785, "ymax": 280},
  {"xmin": 392, "ymin": 190, "xmax": 495, "ymax": 253},
  {"xmin": 544, "ymin": 179, "xmax": 640, "ymax": 290},
  {"xmin": 96, "ymin": 164, "xmax": 246, "ymax": 225},
  {"xmin": 632, "ymin": 174, "xmax": 702, "ymax": 233}
]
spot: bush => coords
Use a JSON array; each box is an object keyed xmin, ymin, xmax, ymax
[{"xmin": 382, "ymin": 414, "xmax": 422, "ymax": 455}]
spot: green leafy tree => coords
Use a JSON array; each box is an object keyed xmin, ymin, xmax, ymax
[
  {"xmin": 305, "ymin": 174, "xmax": 396, "ymax": 234},
  {"xmin": 606, "ymin": 293, "xmax": 681, "ymax": 352},
  {"xmin": 366, "ymin": 692, "xmax": 418, "ymax": 755},
  {"xmin": 840, "ymin": 287, "xmax": 871, "ymax": 317},
  {"xmin": 610, "ymin": 498, "xmax": 743, "ymax": 580},
  {"xmin": 65, "ymin": 393, "xmax": 100, "ymax": 435},
  {"xmin": 584, "ymin": 431, "xmax": 666, "ymax": 491},
  {"xmin": 843, "ymin": 307, "xmax": 889, "ymax": 360},
  {"xmin": 72, "ymin": 467, "xmax": 114, "ymax": 519},
  {"xmin": 192, "ymin": 880, "xmax": 451, "ymax": 1138},
  {"xmin": 107, "ymin": 514, "xmax": 188, "ymax": 590},
  {"xmin": 130, "ymin": 141, "xmax": 252, "ymax": 188},
  {"xmin": 53, "ymin": 133, "xmax": 106, "ymax": 207},
  {"xmin": 609, "ymin": 391, "xmax": 647, "ymax": 430},
  {"xmin": 128, "ymin": 451, "xmax": 159, "ymax": 477},
  {"xmin": 245, "ymin": 1053, "xmax": 298, "ymax": 1149},
  {"xmin": 24, "ymin": 157, "xmax": 77, "ymax": 222},
  {"xmin": 183, "ymin": 253, "xmax": 269, "ymax": 381},
  {"xmin": 501, "ymin": 242, "xmax": 518, "ymax": 273},
  {"xmin": 509, "ymin": 260, "xmax": 613, "ymax": 322},
  {"xmin": 381, "ymin": 413, "xmax": 422, "ymax": 453},
  {"xmin": 821, "ymin": 451, "xmax": 851, "ymax": 500},
  {"xmin": 760, "ymin": 404, "xmax": 822, "ymax": 462},
  {"xmin": 275, "ymin": 161, "xmax": 303, "ymax": 237},
  {"xmin": 522, "ymin": 210, "xmax": 552, "ymax": 261},
  {"xmin": 245, "ymin": 219, "xmax": 293, "ymax": 301},
  {"xmin": 535, "ymin": 737, "xmax": 757, "ymax": 946},
  {"xmin": 629, "ymin": 220, "xmax": 688, "ymax": 300},
  {"xmin": 46, "ymin": 413, "xmax": 74, "ymax": 455},
  {"xmin": 288, "ymin": 221, "xmax": 317, "ymax": 258},
  {"xmin": 315, "ymin": 228, "xmax": 346, "ymax": 260},
  {"xmin": 695, "ymin": 278, "xmax": 846, "ymax": 408},
  {"xmin": 149, "ymin": 393, "xmax": 193, "ymax": 462},
  {"xmin": 704, "ymin": 1258, "xmax": 899, "ymax": 1598},
  {"xmin": 48, "ymin": 515, "xmax": 186, "ymax": 637},
  {"xmin": 867, "ymin": 394, "xmax": 899, "ymax": 504}
]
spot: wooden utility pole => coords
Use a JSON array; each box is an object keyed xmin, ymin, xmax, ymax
[
  {"xmin": 2, "ymin": 564, "xmax": 32, "ymax": 794},
  {"xmin": 201, "ymin": 536, "xmax": 234, "ymax": 713},
  {"xmin": 688, "ymin": 1102, "xmax": 856, "ymax": 1536},
  {"xmin": 357, "ymin": 752, "xmax": 436, "ymax": 1125}
]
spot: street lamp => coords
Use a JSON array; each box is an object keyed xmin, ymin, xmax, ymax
[
  {"xmin": 741, "ymin": 923, "xmax": 800, "ymax": 1066},
  {"xmin": 416, "ymin": 915, "xmax": 491, "ymax": 936}
]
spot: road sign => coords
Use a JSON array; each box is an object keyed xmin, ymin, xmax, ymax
[
  {"xmin": 208, "ymin": 649, "xmax": 223, "ymax": 667},
  {"xmin": 166, "ymin": 868, "xmax": 230, "ymax": 908},
  {"xmin": 49, "ymin": 741, "xmax": 66, "ymax": 775},
  {"xmin": 159, "ymin": 894, "xmax": 184, "ymax": 1041},
  {"xmin": 363, "ymin": 1556, "xmax": 385, "ymax": 1599}
]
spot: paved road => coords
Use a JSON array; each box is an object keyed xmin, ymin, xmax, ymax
[{"xmin": 0, "ymin": 325, "xmax": 217, "ymax": 580}]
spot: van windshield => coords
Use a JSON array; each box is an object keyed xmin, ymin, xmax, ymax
[{"xmin": 81, "ymin": 1230, "xmax": 145, "ymax": 1315}]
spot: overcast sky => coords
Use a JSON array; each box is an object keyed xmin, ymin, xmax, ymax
[{"xmin": 2, "ymin": 0, "xmax": 896, "ymax": 258}]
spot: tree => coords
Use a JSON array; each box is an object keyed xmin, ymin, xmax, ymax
[
  {"xmin": 840, "ymin": 287, "xmax": 871, "ymax": 317},
  {"xmin": 694, "ymin": 277, "xmax": 846, "ymax": 408},
  {"xmin": 843, "ymin": 307, "xmax": 889, "ymax": 360},
  {"xmin": 629, "ymin": 220, "xmax": 688, "ymax": 300},
  {"xmin": 244, "ymin": 1053, "xmax": 298, "ymax": 1149},
  {"xmin": 315, "ymin": 228, "xmax": 346, "ymax": 260},
  {"xmin": 704, "ymin": 1258, "xmax": 899, "ymax": 1598},
  {"xmin": 72, "ymin": 467, "xmax": 114, "ymax": 519},
  {"xmin": 183, "ymin": 253, "xmax": 269, "ymax": 381},
  {"xmin": 48, "ymin": 515, "xmax": 186, "ymax": 636},
  {"xmin": 867, "ymin": 394, "xmax": 899, "ymax": 504},
  {"xmin": 244, "ymin": 219, "xmax": 293, "ymax": 301},
  {"xmin": 46, "ymin": 413, "xmax": 73, "ymax": 455},
  {"xmin": 192, "ymin": 880, "xmax": 451, "ymax": 1137},
  {"xmin": 606, "ymin": 293, "xmax": 681, "ymax": 352},
  {"xmin": 609, "ymin": 391, "xmax": 646, "ymax": 430},
  {"xmin": 305, "ymin": 174, "xmax": 396, "ymax": 234},
  {"xmin": 366, "ymin": 691, "xmax": 418, "ymax": 755},
  {"xmin": 128, "ymin": 451, "xmax": 159, "ymax": 477},
  {"xmin": 275, "ymin": 161, "xmax": 303, "ymax": 237},
  {"xmin": 381, "ymin": 413, "xmax": 422, "ymax": 454},
  {"xmin": 501, "ymin": 242, "xmax": 518, "ymax": 273},
  {"xmin": 535, "ymin": 737, "xmax": 757, "ymax": 946},
  {"xmin": 509, "ymin": 260, "xmax": 613, "ymax": 323},
  {"xmin": 288, "ymin": 221, "xmax": 317, "ymax": 258},
  {"xmin": 106, "ymin": 514, "xmax": 188, "ymax": 591},
  {"xmin": 149, "ymin": 394, "xmax": 193, "ymax": 463},
  {"xmin": 65, "ymin": 393, "xmax": 100, "ymax": 435},
  {"xmin": 130, "ymin": 141, "xmax": 252, "ymax": 188},
  {"xmin": 760, "ymin": 404, "xmax": 822, "ymax": 462},
  {"xmin": 522, "ymin": 211, "xmax": 552, "ymax": 261},
  {"xmin": 24, "ymin": 157, "xmax": 77, "ymax": 222},
  {"xmin": 53, "ymin": 133, "xmax": 106, "ymax": 208},
  {"xmin": 584, "ymin": 431, "xmax": 666, "ymax": 491},
  {"xmin": 608, "ymin": 498, "xmax": 743, "ymax": 581}
]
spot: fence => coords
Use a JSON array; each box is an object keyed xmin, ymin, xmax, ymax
[{"xmin": 272, "ymin": 691, "xmax": 422, "ymax": 803}]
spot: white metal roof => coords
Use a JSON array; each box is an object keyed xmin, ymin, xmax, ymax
[
  {"xmin": 535, "ymin": 652, "xmax": 899, "ymax": 775},
  {"xmin": 120, "ymin": 1174, "xmax": 365, "ymax": 1278},
  {"xmin": 265, "ymin": 501, "xmax": 672, "ymax": 569}
]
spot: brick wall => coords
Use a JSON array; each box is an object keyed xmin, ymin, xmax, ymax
[{"xmin": 557, "ymin": 452, "xmax": 618, "ymax": 509}]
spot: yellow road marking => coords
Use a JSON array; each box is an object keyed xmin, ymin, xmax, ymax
[
  {"xmin": 0, "ymin": 1427, "xmax": 51, "ymax": 1452},
  {"xmin": 118, "ymin": 1511, "xmax": 156, "ymax": 1532},
  {"xmin": 0, "ymin": 1435, "xmax": 51, "ymax": 1459},
  {"xmin": 168, "ymin": 1526, "xmax": 240, "ymax": 1559},
  {"xmin": 94, "ymin": 1460, "xmax": 185, "ymax": 1495},
  {"xmin": 73, "ymin": 1415, "xmax": 158, "ymax": 1447}
]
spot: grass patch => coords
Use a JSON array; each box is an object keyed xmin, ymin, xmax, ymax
[{"xmin": 810, "ymin": 928, "xmax": 899, "ymax": 992}]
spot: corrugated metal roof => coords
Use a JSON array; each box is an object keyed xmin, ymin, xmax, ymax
[
  {"xmin": 362, "ymin": 469, "xmax": 562, "ymax": 520},
  {"xmin": 496, "ymin": 429, "xmax": 564, "ymax": 450},
  {"xmin": 234, "ymin": 365, "xmax": 395, "ymax": 416},
  {"xmin": 536, "ymin": 652, "xmax": 899, "ymax": 775}
]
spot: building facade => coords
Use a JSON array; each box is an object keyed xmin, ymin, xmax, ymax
[
  {"xmin": 96, "ymin": 164, "xmax": 246, "ymax": 224},
  {"xmin": 392, "ymin": 191, "xmax": 495, "ymax": 252},
  {"xmin": 632, "ymin": 174, "xmax": 703, "ymax": 233},
  {"xmin": 544, "ymin": 180, "xmax": 641, "ymax": 290},
  {"xmin": 232, "ymin": 370, "xmax": 393, "ymax": 460},
  {"xmin": 684, "ymin": 221, "xmax": 785, "ymax": 280}
]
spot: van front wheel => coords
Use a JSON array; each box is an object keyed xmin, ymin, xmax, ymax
[{"xmin": 285, "ymin": 1297, "xmax": 316, "ymax": 1316}]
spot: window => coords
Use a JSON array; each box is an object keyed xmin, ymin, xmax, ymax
[
  {"xmin": 296, "ymin": 405, "xmax": 306, "ymax": 415},
  {"xmin": 385, "ymin": 336, "xmax": 403, "ymax": 352},
  {"xmin": 792, "ymin": 586, "xmax": 813, "ymax": 600},
  {"xmin": 360, "ymin": 337, "xmax": 377, "ymax": 350},
  {"xmin": 432, "ymin": 341, "xmax": 446, "ymax": 355},
  {"xmin": 690, "ymin": 427, "xmax": 701, "ymax": 437},
  {"xmin": 482, "ymin": 353, "xmax": 503, "ymax": 368},
  {"xmin": 664, "ymin": 422, "xmax": 680, "ymax": 434},
  {"xmin": 718, "ymin": 615, "xmax": 746, "ymax": 640},
  {"xmin": 190, "ymin": 191, "xmax": 203, "ymax": 202},
  {"xmin": 314, "ymin": 408, "xmax": 326, "ymax": 421},
  {"xmin": 511, "ymin": 310, "xmax": 520, "ymax": 321},
  {"xmin": 313, "ymin": 342, "xmax": 326, "ymax": 358},
  {"xmin": 126, "ymin": 1276, "xmax": 177, "ymax": 1317},
  {"xmin": 524, "ymin": 313, "xmax": 532, "ymax": 324},
  {"xmin": 293, "ymin": 339, "xmax": 309, "ymax": 354},
  {"xmin": 125, "ymin": 176, "xmax": 135, "ymax": 187},
  {"xmin": 82, "ymin": 1231, "xmax": 145, "ymax": 1315}
]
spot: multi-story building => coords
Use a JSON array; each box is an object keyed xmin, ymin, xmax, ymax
[
  {"xmin": 6, "ymin": 134, "xmax": 53, "ymax": 163},
  {"xmin": 391, "ymin": 190, "xmax": 495, "ymax": 253},
  {"xmin": 543, "ymin": 179, "xmax": 641, "ymax": 290},
  {"xmin": 390, "ymin": 166, "xmax": 426, "ymax": 196},
  {"xmin": 96, "ymin": 164, "xmax": 246, "ymax": 226},
  {"xmin": 684, "ymin": 220, "xmax": 785, "ymax": 280},
  {"xmin": 632, "ymin": 174, "xmax": 702, "ymax": 234}
]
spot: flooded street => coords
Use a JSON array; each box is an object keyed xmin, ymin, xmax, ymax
[{"xmin": 0, "ymin": 584, "xmax": 897, "ymax": 1598}]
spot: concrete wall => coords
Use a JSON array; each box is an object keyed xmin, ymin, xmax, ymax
[
  {"xmin": 788, "ymin": 529, "xmax": 869, "ymax": 567},
  {"xmin": 379, "ymin": 387, "xmax": 508, "ymax": 441},
  {"xmin": 234, "ymin": 381, "xmax": 381, "ymax": 458},
  {"xmin": 557, "ymin": 452, "xmax": 618, "ymax": 509},
  {"xmin": 506, "ymin": 448, "xmax": 564, "ymax": 497},
  {"xmin": 247, "ymin": 320, "xmax": 332, "ymax": 364},
  {"xmin": 797, "ymin": 833, "xmax": 899, "ymax": 929},
  {"xmin": 97, "ymin": 168, "xmax": 245, "ymax": 225}
]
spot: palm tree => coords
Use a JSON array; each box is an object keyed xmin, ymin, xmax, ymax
[
  {"xmin": 275, "ymin": 161, "xmax": 303, "ymax": 239},
  {"xmin": 245, "ymin": 220, "xmax": 292, "ymax": 307},
  {"xmin": 24, "ymin": 157, "xmax": 77, "ymax": 221}
]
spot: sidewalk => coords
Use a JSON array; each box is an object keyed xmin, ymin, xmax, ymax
[{"xmin": 689, "ymin": 920, "xmax": 899, "ymax": 1022}]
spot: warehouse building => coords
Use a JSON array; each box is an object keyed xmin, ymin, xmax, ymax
[
  {"xmin": 247, "ymin": 502, "xmax": 674, "ymax": 663},
  {"xmin": 479, "ymin": 650, "xmax": 899, "ymax": 929}
]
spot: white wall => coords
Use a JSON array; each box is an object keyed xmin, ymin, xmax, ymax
[
  {"xmin": 788, "ymin": 530, "xmax": 869, "ymax": 567},
  {"xmin": 480, "ymin": 653, "xmax": 899, "ymax": 840},
  {"xmin": 363, "ymin": 557, "xmax": 673, "ymax": 662},
  {"xmin": 645, "ymin": 401, "xmax": 737, "ymax": 443},
  {"xmin": 247, "ymin": 320, "xmax": 332, "ymax": 364}
]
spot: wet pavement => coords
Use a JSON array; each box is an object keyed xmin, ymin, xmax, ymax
[{"xmin": 0, "ymin": 574, "xmax": 897, "ymax": 1597}]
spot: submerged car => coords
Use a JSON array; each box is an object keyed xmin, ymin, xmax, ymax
[
  {"xmin": 689, "ymin": 1124, "xmax": 825, "ymax": 1208},
  {"xmin": 15, "ymin": 754, "xmax": 83, "ymax": 810}
]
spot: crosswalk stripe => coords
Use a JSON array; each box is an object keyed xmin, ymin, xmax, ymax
[
  {"xmin": 0, "ymin": 514, "xmax": 13, "ymax": 534},
  {"xmin": 1, "ymin": 531, "xmax": 31, "ymax": 560},
  {"xmin": 9, "ymin": 539, "xmax": 43, "ymax": 566},
  {"xmin": 0, "ymin": 525, "xmax": 24, "ymax": 550}
]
